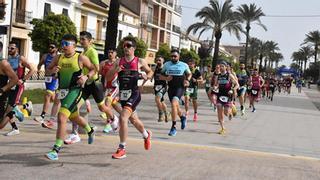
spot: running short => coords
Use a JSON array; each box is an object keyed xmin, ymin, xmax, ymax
[
  {"xmin": 154, "ymin": 84, "xmax": 167, "ymax": 102},
  {"xmin": 250, "ymin": 88, "xmax": 260, "ymax": 97},
  {"xmin": 184, "ymin": 86, "xmax": 198, "ymax": 99},
  {"xmin": 237, "ymin": 86, "xmax": 247, "ymax": 97},
  {"xmin": 45, "ymin": 77, "xmax": 58, "ymax": 93},
  {"xmin": 205, "ymin": 83, "xmax": 211, "ymax": 93},
  {"xmin": 8, "ymin": 84, "xmax": 24, "ymax": 106},
  {"xmin": 216, "ymin": 94, "xmax": 232, "ymax": 108},
  {"xmin": 59, "ymin": 88, "xmax": 82, "ymax": 118},
  {"xmin": 0, "ymin": 92, "xmax": 8, "ymax": 121},
  {"xmin": 105, "ymin": 87, "xmax": 119, "ymax": 105},
  {"xmin": 82, "ymin": 81, "xmax": 105, "ymax": 105},
  {"xmin": 119, "ymin": 89, "xmax": 141, "ymax": 112},
  {"xmin": 168, "ymin": 87, "xmax": 184, "ymax": 102}
]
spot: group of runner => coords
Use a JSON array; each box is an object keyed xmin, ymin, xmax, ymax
[{"xmin": 1, "ymin": 32, "xmax": 296, "ymax": 160}]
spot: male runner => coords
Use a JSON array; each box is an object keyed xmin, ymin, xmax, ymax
[
  {"xmin": 213, "ymin": 61, "xmax": 239, "ymax": 135},
  {"xmin": 106, "ymin": 36, "xmax": 152, "ymax": 159},
  {"xmin": 160, "ymin": 49, "xmax": 191, "ymax": 136},
  {"xmin": 0, "ymin": 41, "xmax": 19, "ymax": 131},
  {"xmin": 5, "ymin": 41, "xmax": 35, "ymax": 136},
  {"xmin": 64, "ymin": 31, "xmax": 118, "ymax": 144},
  {"xmin": 34, "ymin": 43, "xmax": 60, "ymax": 128},
  {"xmin": 236, "ymin": 63, "xmax": 249, "ymax": 115},
  {"xmin": 99, "ymin": 48, "xmax": 122, "ymax": 133},
  {"xmin": 184, "ymin": 59, "xmax": 202, "ymax": 121},
  {"xmin": 203, "ymin": 65, "xmax": 213, "ymax": 106},
  {"xmin": 45, "ymin": 34, "xmax": 96, "ymax": 160}
]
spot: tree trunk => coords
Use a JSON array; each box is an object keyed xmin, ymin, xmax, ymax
[
  {"xmin": 244, "ymin": 25, "xmax": 250, "ymax": 66},
  {"xmin": 259, "ymin": 54, "xmax": 263, "ymax": 71},
  {"xmin": 315, "ymin": 45, "xmax": 318, "ymax": 63},
  {"xmin": 212, "ymin": 30, "xmax": 222, "ymax": 68},
  {"xmin": 104, "ymin": 0, "xmax": 120, "ymax": 57},
  {"xmin": 304, "ymin": 59, "xmax": 307, "ymax": 73},
  {"xmin": 264, "ymin": 59, "xmax": 267, "ymax": 71}
]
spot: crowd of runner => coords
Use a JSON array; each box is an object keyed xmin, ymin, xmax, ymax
[{"xmin": 0, "ymin": 32, "xmax": 302, "ymax": 160}]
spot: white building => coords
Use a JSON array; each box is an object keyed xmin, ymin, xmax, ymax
[
  {"xmin": 0, "ymin": 0, "xmax": 12, "ymax": 58},
  {"xmin": 180, "ymin": 30, "xmax": 201, "ymax": 52}
]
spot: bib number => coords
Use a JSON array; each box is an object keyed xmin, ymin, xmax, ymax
[
  {"xmin": 269, "ymin": 84, "xmax": 274, "ymax": 88},
  {"xmin": 205, "ymin": 83, "xmax": 211, "ymax": 88},
  {"xmin": 45, "ymin": 76, "xmax": 53, "ymax": 83},
  {"xmin": 57, "ymin": 89, "xmax": 69, "ymax": 99},
  {"xmin": 219, "ymin": 96, "xmax": 229, "ymax": 103},
  {"xmin": 252, "ymin": 90, "xmax": 258, "ymax": 95},
  {"xmin": 120, "ymin": 90, "xmax": 132, "ymax": 101},
  {"xmin": 155, "ymin": 85, "xmax": 163, "ymax": 91},
  {"xmin": 186, "ymin": 88, "xmax": 194, "ymax": 93}
]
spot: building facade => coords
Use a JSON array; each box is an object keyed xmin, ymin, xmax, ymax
[{"xmin": 180, "ymin": 30, "xmax": 201, "ymax": 52}]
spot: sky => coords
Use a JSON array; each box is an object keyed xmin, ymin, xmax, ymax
[{"xmin": 181, "ymin": 0, "xmax": 320, "ymax": 66}]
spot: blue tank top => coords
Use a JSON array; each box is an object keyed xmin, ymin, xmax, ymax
[
  {"xmin": 44, "ymin": 54, "xmax": 54, "ymax": 68},
  {"xmin": 8, "ymin": 55, "xmax": 20, "ymax": 71}
]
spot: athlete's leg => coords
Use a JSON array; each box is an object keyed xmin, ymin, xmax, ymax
[{"xmin": 184, "ymin": 95, "xmax": 190, "ymax": 115}]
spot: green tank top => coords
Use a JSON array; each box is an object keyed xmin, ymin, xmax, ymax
[
  {"xmin": 58, "ymin": 53, "xmax": 82, "ymax": 89},
  {"xmin": 82, "ymin": 46, "xmax": 99, "ymax": 83}
]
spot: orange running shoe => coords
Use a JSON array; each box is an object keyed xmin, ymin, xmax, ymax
[
  {"xmin": 144, "ymin": 130, "xmax": 152, "ymax": 150},
  {"xmin": 112, "ymin": 148, "xmax": 126, "ymax": 159}
]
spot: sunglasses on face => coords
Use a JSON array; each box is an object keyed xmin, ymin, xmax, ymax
[
  {"xmin": 123, "ymin": 43, "xmax": 134, "ymax": 49},
  {"xmin": 49, "ymin": 46, "xmax": 56, "ymax": 49},
  {"xmin": 8, "ymin": 47, "xmax": 15, "ymax": 51},
  {"xmin": 171, "ymin": 55, "xmax": 178, "ymax": 58},
  {"xmin": 61, "ymin": 40, "xmax": 75, "ymax": 47}
]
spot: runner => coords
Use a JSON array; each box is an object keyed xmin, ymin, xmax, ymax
[
  {"xmin": 268, "ymin": 75, "xmax": 276, "ymax": 101},
  {"xmin": 34, "ymin": 43, "xmax": 60, "ymax": 128},
  {"xmin": 99, "ymin": 48, "xmax": 122, "ymax": 133},
  {"xmin": 212, "ymin": 61, "xmax": 239, "ymax": 135},
  {"xmin": 105, "ymin": 36, "xmax": 152, "ymax": 159},
  {"xmin": 45, "ymin": 34, "xmax": 97, "ymax": 161},
  {"xmin": 248, "ymin": 68, "xmax": 264, "ymax": 112},
  {"xmin": 296, "ymin": 77, "xmax": 303, "ymax": 93},
  {"xmin": 236, "ymin": 63, "xmax": 249, "ymax": 115},
  {"xmin": 5, "ymin": 41, "xmax": 35, "ymax": 136},
  {"xmin": 210, "ymin": 64, "xmax": 221, "ymax": 111},
  {"xmin": 160, "ymin": 49, "xmax": 191, "ymax": 136},
  {"xmin": 0, "ymin": 41, "xmax": 20, "ymax": 131},
  {"xmin": 151, "ymin": 56, "xmax": 170, "ymax": 122},
  {"xmin": 203, "ymin": 65, "xmax": 213, "ymax": 106},
  {"xmin": 184, "ymin": 59, "xmax": 202, "ymax": 121},
  {"xmin": 64, "ymin": 31, "xmax": 119, "ymax": 144}
]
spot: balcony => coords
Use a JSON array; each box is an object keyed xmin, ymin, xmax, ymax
[
  {"xmin": 141, "ymin": 13, "xmax": 153, "ymax": 25},
  {"xmin": 174, "ymin": 5, "xmax": 182, "ymax": 14},
  {"xmin": 13, "ymin": 9, "xmax": 32, "ymax": 27},
  {"xmin": 150, "ymin": 39, "xmax": 158, "ymax": 49},
  {"xmin": 166, "ymin": 23, "xmax": 171, "ymax": 30},
  {"xmin": 152, "ymin": 16, "xmax": 159, "ymax": 26}
]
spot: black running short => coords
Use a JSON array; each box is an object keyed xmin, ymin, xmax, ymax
[{"xmin": 82, "ymin": 81, "xmax": 105, "ymax": 105}]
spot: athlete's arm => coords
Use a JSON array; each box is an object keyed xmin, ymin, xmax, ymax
[
  {"xmin": 260, "ymin": 76, "xmax": 265, "ymax": 87},
  {"xmin": 37, "ymin": 54, "xmax": 46, "ymax": 72},
  {"xmin": 106, "ymin": 59, "xmax": 120, "ymax": 80},
  {"xmin": 0, "ymin": 61, "xmax": 18, "ymax": 93},
  {"xmin": 139, "ymin": 58, "xmax": 153, "ymax": 80},
  {"xmin": 78, "ymin": 55, "xmax": 95, "ymax": 86},
  {"xmin": 229, "ymin": 73, "xmax": 240, "ymax": 90},
  {"xmin": 47, "ymin": 55, "xmax": 60, "ymax": 75},
  {"xmin": 99, "ymin": 60, "xmax": 106, "ymax": 75},
  {"xmin": 20, "ymin": 56, "xmax": 36, "ymax": 82}
]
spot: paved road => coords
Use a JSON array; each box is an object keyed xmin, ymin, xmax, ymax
[{"xmin": 0, "ymin": 85, "xmax": 320, "ymax": 179}]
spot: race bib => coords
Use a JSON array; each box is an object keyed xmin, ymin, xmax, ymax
[
  {"xmin": 186, "ymin": 88, "xmax": 194, "ymax": 93},
  {"xmin": 57, "ymin": 89, "xmax": 69, "ymax": 99},
  {"xmin": 120, "ymin": 89, "xmax": 132, "ymax": 101},
  {"xmin": 269, "ymin": 84, "xmax": 274, "ymax": 88},
  {"xmin": 252, "ymin": 90, "xmax": 258, "ymax": 95},
  {"xmin": 45, "ymin": 76, "xmax": 53, "ymax": 83},
  {"xmin": 205, "ymin": 83, "xmax": 211, "ymax": 88},
  {"xmin": 219, "ymin": 96, "xmax": 229, "ymax": 103},
  {"xmin": 155, "ymin": 85, "xmax": 163, "ymax": 91}
]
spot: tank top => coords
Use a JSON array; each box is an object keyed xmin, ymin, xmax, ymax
[
  {"xmin": 154, "ymin": 66, "xmax": 167, "ymax": 86},
  {"xmin": 8, "ymin": 55, "xmax": 24, "ymax": 79},
  {"xmin": 251, "ymin": 75, "xmax": 260, "ymax": 89},
  {"xmin": 101, "ymin": 60, "xmax": 118, "ymax": 89},
  {"xmin": 218, "ymin": 72, "xmax": 232, "ymax": 96},
  {"xmin": 118, "ymin": 57, "xmax": 139, "ymax": 91},
  {"xmin": 57, "ymin": 53, "xmax": 82, "ymax": 89},
  {"xmin": 44, "ymin": 54, "xmax": 55, "ymax": 69},
  {"xmin": 237, "ymin": 69, "xmax": 248, "ymax": 86}
]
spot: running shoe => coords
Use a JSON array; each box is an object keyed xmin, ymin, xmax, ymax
[
  {"xmin": 45, "ymin": 150, "xmax": 58, "ymax": 161},
  {"xmin": 42, "ymin": 120, "xmax": 54, "ymax": 129},
  {"xmin": 164, "ymin": 112, "xmax": 171, "ymax": 123},
  {"xmin": 13, "ymin": 106, "xmax": 24, "ymax": 122},
  {"xmin": 26, "ymin": 101, "xmax": 33, "ymax": 116},
  {"xmin": 180, "ymin": 115, "xmax": 187, "ymax": 130},
  {"xmin": 88, "ymin": 127, "xmax": 96, "ymax": 144},
  {"xmin": 112, "ymin": 148, "xmax": 126, "ymax": 159},
  {"xmin": 252, "ymin": 108, "xmax": 256, "ymax": 113},
  {"xmin": 144, "ymin": 130, "xmax": 152, "ymax": 150},
  {"xmin": 241, "ymin": 109, "xmax": 245, "ymax": 116},
  {"xmin": 110, "ymin": 115, "xmax": 119, "ymax": 132},
  {"xmin": 103, "ymin": 124, "xmax": 112, "ymax": 133},
  {"xmin": 34, "ymin": 116, "xmax": 44, "ymax": 123},
  {"xmin": 100, "ymin": 113, "xmax": 107, "ymax": 120},
  {"xmin": 193, "ymin": 113, "xmax": 198, "ymax": 122},
  {"xmin": 64, "ymin": 133, "xmax": 81, "ymax": 145},
  {"xmin": 158, "ymin": 113, "xmax": 164, "ymax": 122},
  {"xmin": 5, "ymin": 129, "xmax": 20, "ymax": 136},
  {"xmin": 168, "ymin": 127, "xmax": 177, "ymax": 136},
  {"xmin": 218, "ymin": 128, "xmax": 226, "ymax": 135}
]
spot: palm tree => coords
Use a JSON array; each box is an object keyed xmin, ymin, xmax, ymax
[
  {"xmin": 104, "ymin": 0, "xmax": 120, "ymax": 56},
  {"xmin": 291, "ymin": 51, "xmax": 304, "ymax": 74},
  {"xmin": 187, "ymin": 0, "xmax": 242, "ymax": 68},
  {"xmin": 303, "ymin": 30, "xmax": 320, "ymax": 63},
  {"xmin": 236, "ymin": 3, "xmax": 267, "ymax": 66},
  {"xmin": 258, "ymin": 40, "xmax": 267, "ymax": 71},
  {"xmin": 247, "ymin": 37, "xmax": 261, "ymax": 68},
  {"xmin": 264, "ymin": 41, "xmax": 280, "ymax": 70},
  {"xmin": 299, "ymin": 46, "xmax": 312, "ymax": 72},
  {"xmin": 268, "ymin": 52, "xmax": 283, "ymax": 68}
]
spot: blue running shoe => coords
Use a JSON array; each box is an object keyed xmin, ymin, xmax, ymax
[
  {"xmin": 88, "ymin": 126, "xmax": 96, "ymax": 144},
  {"xmin": 46, "ymin": 151, "xmax": 58, "ymax": 161},
  {"xmin": 13, "ymin": 106, "xmax": 24, "ymax": 122},
  {"xmin": 252, "ymin": 108, "xmax": 256, "ymax": 113},
  {"xmin": 168, "ymin": 127, "xmax": 177, "ymax": 136},
  {"xmin": 180, "ymin": 116, "xmax": 187, "ymax": 130}
]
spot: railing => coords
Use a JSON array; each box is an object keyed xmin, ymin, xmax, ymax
[
  {"xmin": 150, "ymin": 39, "xmax": 158, "ymax": 49},
  {"xmin": 160, "ymin": 18, "xmax": 165, "ymax": 28},
  {"xmin": 152, "ymin": 16, "xmax": 159, "ymax": 26},
  {"xmin": 174, "ymin": 5, "xmax": 182, "ymax": 14},
  {"xmin": 13, "ymin": 9, "xmax": 32, "ymax": 25}
]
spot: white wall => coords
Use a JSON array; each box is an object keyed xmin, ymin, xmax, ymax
[{"xmin": 170, "ymin": 33, "xmax": 179, "ymax": 48}]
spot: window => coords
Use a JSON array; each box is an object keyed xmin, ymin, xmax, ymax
[
  {"xmin": 96, "ymin": 19, "xmax": 103, "ymax": 40},
  {"xmin": 118, "ymin": 30, "xmax": 122, "ymax": 42},
  {"xmin": 80, "ymin": 15, "xmax": 87, "ymax": 32},
  {"xmin": 62, "ymin": 8, "xmax": 68, "ymax": 17},
  {"xmin": 44, "ymin": 3, "xmax": 51, "ymax": 17}
]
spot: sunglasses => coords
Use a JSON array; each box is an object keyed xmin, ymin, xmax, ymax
[
  {"xmin": 123, "ymin": 43, "xmax": 133, "ymax": 49},
  {"xmin": 171, "ymin": 55, "xmax": 177, "ymax": 58},
  {"xmin": 49, "ymin": 46, "xmax": 56, "ymax": 49},
  {"xmin": 61, "ymin": 40, "xmax": 75, "ymax": 47},
  {"xmin": 8, "ymin": 47, "xmax": 15, "ymax": 50}
]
